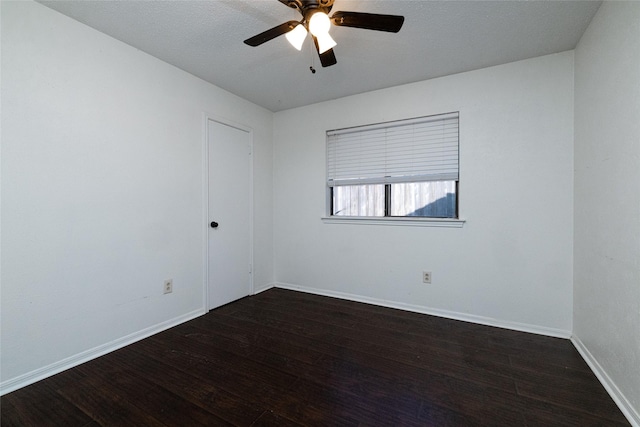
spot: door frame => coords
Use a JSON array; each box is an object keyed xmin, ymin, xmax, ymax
[{"xmin": 202, "ymin": 113, "xmax": 254, "ymax": 312}]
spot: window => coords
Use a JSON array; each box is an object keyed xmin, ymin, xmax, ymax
[{"xmin": 327, "ymin": 112, "xmax": 459, "ymax": 219}]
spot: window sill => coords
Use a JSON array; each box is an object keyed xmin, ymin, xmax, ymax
[{"xmin": 321, "ymin": 216, "xmax": 465, "ymax": 228}]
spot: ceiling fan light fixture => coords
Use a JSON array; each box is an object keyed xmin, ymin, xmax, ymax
[
  {"xmin": 308, "ymin": 11, "xmax": 331, "ymax": 37},
  {"xmin": 285, "ymin": 23, "xmax": 307, "ymax": 50},
  {"xmin": 243, "ymin": 3, "xmax": 405, "ymax": 69},
  {"xmin": 315, "ymin": 32, "xmax": 337, "ymax": 54}
]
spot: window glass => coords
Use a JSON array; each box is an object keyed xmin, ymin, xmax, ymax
[
  {"xmin": 332, "ymin": 184, "xmax": 385, "ymax": 216},
  {"xmin": 390, "ymin": 181, "xmax": 457, "ymax": 218},
  {"xmin": 331, "ymin": 182, "xmax": 457, "ymax": 218}
]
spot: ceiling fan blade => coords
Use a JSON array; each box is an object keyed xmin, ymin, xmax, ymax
[
  {"xmin": 313, "ymin": 36, "xmax": 337, "ymax": 67},
  {"xmin": 331, "ymin": 11, "xmax": 404, "ymax": 33},
  {"xmin": 278, "ymin": 0, "xmax": 302, "ymax": 10},
  {"xmin": 319, "ymin": 48, "xmax": 337, "ymax": 67},
  {"xmin": 244, "ymin": 20, "xmax": 299, "ymax": 47}
]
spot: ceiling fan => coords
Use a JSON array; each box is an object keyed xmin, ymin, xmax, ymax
[{"xmin": 244, "ymin": 0, "xmax": 404, "ymax": 68}]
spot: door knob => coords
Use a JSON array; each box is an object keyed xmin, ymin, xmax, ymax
[{"xmin": 210, "ymin": 221, "xmax": 219, "ymax": 229}]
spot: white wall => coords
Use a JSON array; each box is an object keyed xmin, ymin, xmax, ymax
[
  {"xmin": 0, "ymin": 1, "xmax": 273, "ymax": 391},
  {"xmin": 273, "ymin": 52, "xmax": 574, "ymax": 335},
  {"xmin": 573, "ymin": 1, "xmax": 640, "ymax": 423},
  {"xmin": 4, "ymin": 1, "xmax": 637, "ymax": 420}
]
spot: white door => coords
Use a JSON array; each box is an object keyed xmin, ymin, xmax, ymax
[{"xmin": 207, "ymin": 119, "xmax": 252, "ymax": 310}]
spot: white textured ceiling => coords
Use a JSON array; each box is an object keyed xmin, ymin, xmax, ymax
[{"xmin": 39, "ymin": 0, "xmax": 601, "ymax": 112}]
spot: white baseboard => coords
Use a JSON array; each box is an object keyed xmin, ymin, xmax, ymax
[
  {"xmin": 273, "ymin": 283, "xmax": 638, "ymax": 426},
  {"xmin": 274, "ymin": 282, "xmax": 571, "ymax": 338},
  {"xmin": 0, "ymin": 308, "xmax": 205, "ymax": 396},
  {"xmin": 253, "ymin": 282, "xmax": 275, "ymax": 295},
  {"xmin": 5, "ymin": 285, "xmax": 636, "ymax": 426},
  {"xmin": 571, "ymin": 335, "xmax": 640, "ymax": 427}
]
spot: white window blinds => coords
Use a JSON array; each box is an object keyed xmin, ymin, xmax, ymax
[{"xmin": 327, "ymin": 112, "xmax": 459, "ymax": 187}]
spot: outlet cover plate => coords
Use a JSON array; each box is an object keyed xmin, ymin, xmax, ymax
[
  {"xmin": 163, "ymin": 279, "xmax": 173, "ymax": 294},
  {"xmin": 423, "ymin": 271, "xmax": 432, "ymax": 284}
]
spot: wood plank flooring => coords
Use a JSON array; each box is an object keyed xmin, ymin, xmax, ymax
[{"xmin": 1, "ymin": 288, "xmax": 630, "ymax": 426}]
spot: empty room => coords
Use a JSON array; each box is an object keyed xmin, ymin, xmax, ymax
[{"xmin": 1, "ymin": 0, "xmax": 638, "ymax": 425}]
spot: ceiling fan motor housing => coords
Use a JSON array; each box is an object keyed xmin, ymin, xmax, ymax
[
  {"xmin": 280, "ymin": 0, "xmax": 334, "ymax": 12},
  {"xmin": 280, "ymin": 0, "xmax": 334, "ymax": 25}
]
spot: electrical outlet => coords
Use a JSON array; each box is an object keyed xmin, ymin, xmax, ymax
[
  {"xmin": 422, "ymin": 271, "xmax": 432, "ymax": 284},
  {"xmin": 163, "ymin": 279, "xmax": 173, "ymax": 294}
]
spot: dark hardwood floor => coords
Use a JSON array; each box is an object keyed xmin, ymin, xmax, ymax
[{"xmin": 1, "ymin": 288, "xmax": 629, "ymax": 426}]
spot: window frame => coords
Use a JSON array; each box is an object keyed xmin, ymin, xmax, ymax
[
  {"xmin": 324, "ymin": 112, "xmax": 465, "ymax": 227},
  {"xmin": 329, "ymin": 181, "xmax": 459, "ymax": 219}
]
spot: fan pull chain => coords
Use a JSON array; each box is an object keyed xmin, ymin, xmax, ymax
[{"xmin": 309, "ymin": 38, "xmax": 316, "ymax": 74}]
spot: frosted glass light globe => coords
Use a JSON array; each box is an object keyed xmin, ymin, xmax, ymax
[
  {"xmin": 286, "ymin": 24, "xmax": 308, "ymax": 50},
  {"xmin": 316, "ymin": 33, "xmax": 336, "ymax": 54},
  {"xmin": 309, "ymin": 12, "xmax": 331, "ymax": 36}
]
